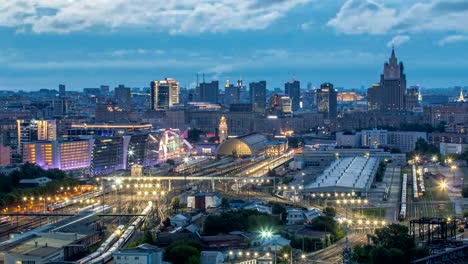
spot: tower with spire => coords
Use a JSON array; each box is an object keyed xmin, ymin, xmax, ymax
[
  {"xmin": 218, "ymin": 116, "xmax": 228, "ymax": 143},
  {"xmin": 456, "ymin": 87, "xmax": 465, "ymax": 102},
  {"xmin": 379, "ymin": 46, "xmax": 407, "ymax": 111}
]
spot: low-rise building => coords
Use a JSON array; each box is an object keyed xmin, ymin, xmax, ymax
[
  {"xmin": 19, "ymin": 177, "xmax": 52, "ymax": 187},
  {"xmin": 439, "ymin": 142, "xmax": 468, "ymax": 155},
  {"xmin": 201, "ymin": 234, "xmax": 249, "ymax": 249},
  {"xmin": 113, "ymin": 243, "xmax": 163, "ymax": 264},
  {"xmin": 3, "ymin": 232, "xmax": 89, "ymax": 264},
  {"xmin": 286, "ymin": 208, "xmax": 305, "ymax": 225},
  {"xmin": 170, "ymin": 214, "xmax": 190, "ymax": 227},
  {"xmin": 200, "ymin": 251, "xmax": 224, "ymax": 264},
  {"xmin": 187, "ymin": 192, "xmax": 222, "ymax": 211}
]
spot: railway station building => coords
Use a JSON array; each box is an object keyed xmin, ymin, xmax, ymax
[{"xmin": 216, "ymin": 133, "xmax": 267, "ymax": 157}]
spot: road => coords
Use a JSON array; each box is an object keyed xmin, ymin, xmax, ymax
[{"xmin": 308, "ymin": 232, "xmax": 368, "ymax": 264}]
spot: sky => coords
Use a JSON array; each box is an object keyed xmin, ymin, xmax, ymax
[{"xmin": 1, "ymin": 0, "xmax": 468, "ymax": 91}]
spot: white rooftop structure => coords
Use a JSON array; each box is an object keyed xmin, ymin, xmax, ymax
[{"xmin": 305, "ymin": 156, "xmax": 379, "ymax": 193}]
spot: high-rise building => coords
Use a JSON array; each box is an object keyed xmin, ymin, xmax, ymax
[
  {"xmin": 367, "ymin": 84, "xmax": 381, "ymax": 111},
  {"xmin": 249, "ymin": 81, "xmax": 267, "ymax": 112},
  {"xmin": 224, "ymin": 80, "xmax": 240, "ymax": 106},
  {"xmin": 59, "ymin": 84, "xmax": 66, "ymax": 97},
  {"xmin": 100, "ymin": 85, "xmax": 110, "ymax": 97},
  {"xmin": 405, "ymin": 86, "xmax": 420, "ymax": 111},
  {"xmin": 37, "ymin": 120, "xmax": 57, "ymax": 141},
  {"xmin": 150, "ymin": 78, "xmax": 179, "ymax": 110},
  {"xmin": 219, "ymin": 116, "xmax": 228, "ymax": 143},
  {"xmin": 114, "ymin": 85, "xmax": 131, "ymax": 110},
  {"xmin": 380, "ymin": 47, "xmax": 406, "ymax": 111},
  {"xmin": 268, "ymin": 94, "xmax": 292, "ymax": 116},
  {"xmin": 16, "ymin": 119, "xmax": 56, "ymax": 155},
  {"xmin": 199, "ymin": 81, "xmax": 219, "ymax": 103},
  {"xmin": 316, "ymin": 82, "xmax": 338, "ymax": 119},
  {"xmin": 285, "ymin": 80, "xmax": 300, "ymax": 111}
]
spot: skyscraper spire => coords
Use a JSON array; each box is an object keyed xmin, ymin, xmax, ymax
[
  {"xmin": 389, "ymin": 45, "xmax": 397, "ymax": 65},
  {"xmin": 456, "ymin": 87, "xmax": 465, "ymax": 102}
]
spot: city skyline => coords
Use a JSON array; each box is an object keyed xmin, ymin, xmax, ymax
[{"xmin": 1, "ymin": 0, "xmax": 468, "ymax": 90}]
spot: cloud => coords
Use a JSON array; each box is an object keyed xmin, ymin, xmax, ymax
[
  {"xmin": 300, "ymin": 20, "xmax": 314, "ymax": 30},
  {"xmin": 328, "ymin": 0, "xmax": 468, "ymax": 35},
  {"xmin": 387, "ymin": 35, "xmax": 410, "ymax": 47},
  {"xmin": 437, "ymin": 35, "xmax": 468, "ymax": 46},
  {"xmin": 0, "ymin": 0, "xmax": 311, "ymax": 34}
]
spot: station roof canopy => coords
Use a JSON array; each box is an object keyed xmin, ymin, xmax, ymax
[
  {"xmin": 304, "ymin": 156, "xmax": 379, "ymax": 193},
  {"xmin": 216, "ymin": 133, "xmax": 267, "ymax": 157}
]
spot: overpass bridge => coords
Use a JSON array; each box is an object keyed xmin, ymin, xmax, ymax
[{"xmin": 99, "ymin": 175, "xmax": 277, "ymax": 191}]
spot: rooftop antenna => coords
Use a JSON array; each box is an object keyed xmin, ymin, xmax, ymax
[
  {"xmin": 202, "ymin": 73, "xmax": 205, "ymax": 83},
  {"xmin": 196, "ymin": 73, "xmax": 199, "ymax": 87}
]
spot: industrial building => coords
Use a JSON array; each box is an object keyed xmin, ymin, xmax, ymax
[{"xmin": 304, "ymin": 156, "xmax": 380, "ymax": 194}]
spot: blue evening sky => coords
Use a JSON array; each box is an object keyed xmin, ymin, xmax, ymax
[{"xmin": 1, "ymin": 0, "xmax": 468, "ymax": 91}]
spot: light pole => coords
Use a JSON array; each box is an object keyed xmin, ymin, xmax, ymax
[{"xmin": 260, "ymin": 230, "xmax": 276, "ymax": 264}]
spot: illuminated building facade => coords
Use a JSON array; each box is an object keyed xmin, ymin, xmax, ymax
[
  {"xmin": 216, "ymin": 133, "xmax": 267, "ymax": 157},
  {"xmin": 16, "ymin": 119, "xmax": 56, "ymax": 155},
  {"xmin": 268, "ymin": 94, "xmax": 292, "ymax": 117},
  {"xmin": 265, "ymin": 140, "xmax": 288, "ymax": 157},
  {"xmin": 22, "ymin": 139, "xmax": 92, "ymax": 171},
  {"xmin": 224, "ymin": 80, "xmax": 240, "ymax": 106},
  {"xmin": 22, "ymin": 129, "xmax": 183, "ymax": 175},
  {"xmin": 218, "ymin": 116, "xmax": 228, "ymax": 143},
  {"xmin": 316, "ymin": 82, "xmax": 338, "ymax": 119},
  {"xmin": 91, "ymin": 137, "xmax": 125, "ymax": 175},
  {"xmin": 150, "ymin": 78, "xmax": 179, "ymax": 110}
]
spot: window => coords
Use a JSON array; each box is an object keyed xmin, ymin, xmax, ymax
[{"xmin": 134, "ymin": 256, "xmax": 139, "ymax": 260}]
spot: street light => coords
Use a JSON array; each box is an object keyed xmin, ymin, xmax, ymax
[
  {"xmin": 431, "ymin": 155, "xmax": 438, "ymax": 162},
  {"xmin": 439, "ymin": 180, "xmax": 448, "ymax": 190}
]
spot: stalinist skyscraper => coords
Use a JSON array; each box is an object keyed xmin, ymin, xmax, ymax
[{"xmin": 380, "ymin": 47, "xmax": 407, "ymax": 111}]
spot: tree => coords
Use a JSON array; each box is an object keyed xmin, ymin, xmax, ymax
[
  {"xmin": 171, "ymin": 197, "xmax": 180, "ymax": 212},
  {"xmin": 462, "ymin": 187, "xmax": 468, "ymax": 198},
  {"xmin": 375, "ymin": 224, "xmax": 414, "ymax": 253},
  {"xmin": 165, "ymin": 244, "xmax": 200, "ymax": 264},
  {"xmin": 351, "ymin": 224, "xmax": 426, "ymax": 263},
  {"xmin": 163, "ymin": 217, "xmax": 171, "ymax": 227},
  {"xmin": 278, "ymin": 246, "xmax": 293, "ymax": 264},
  {"xmin": 220, "ymin": 197, "xmax": 230, "ymax": 209},
  {"xmin": 413, "ymin": 138, "xmax": 439, "ymax": 156},
  {"xmin": 271, "ymin": 203, "xmax": 287, "ymax": 223},
  {"xmin": 323, "ymin": 207, "xmax": 336, "ymax": 218},
  {"xmin": 164, "ymin": 240, "xmax": 202, "ymax": 264},
  {"xmin": 141, "ymin": 230, "xmax": 155, "ymax": 245}
]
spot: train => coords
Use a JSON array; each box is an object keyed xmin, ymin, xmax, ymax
[
  {"xmin": 47, "ymin": 189, "xmax": 106, "ymax": 212},
  {"xmin": 0, "ymin": 216, "xmax": 10, "ymax": 225},
  {"xmin": 76, "ymin": 224, "xmax": 125, "ymax": 264},
  {"xmin": 412, "ymin": 165, "xmax": 419, "ymax": 201},
  {"xmin": 418, "ymin": 166, "xmax": 426, "ymax": 194},
  {"xmin": 77, "ymin": 203, "xmax": 101, "ymax": 214},
  {"xmin": 84, "ymin": 202, "xmax": 153, "ymax": 264},
  {"xmin": 399, "ymin": 173, "xmax": 407, "ymax": 220}
]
